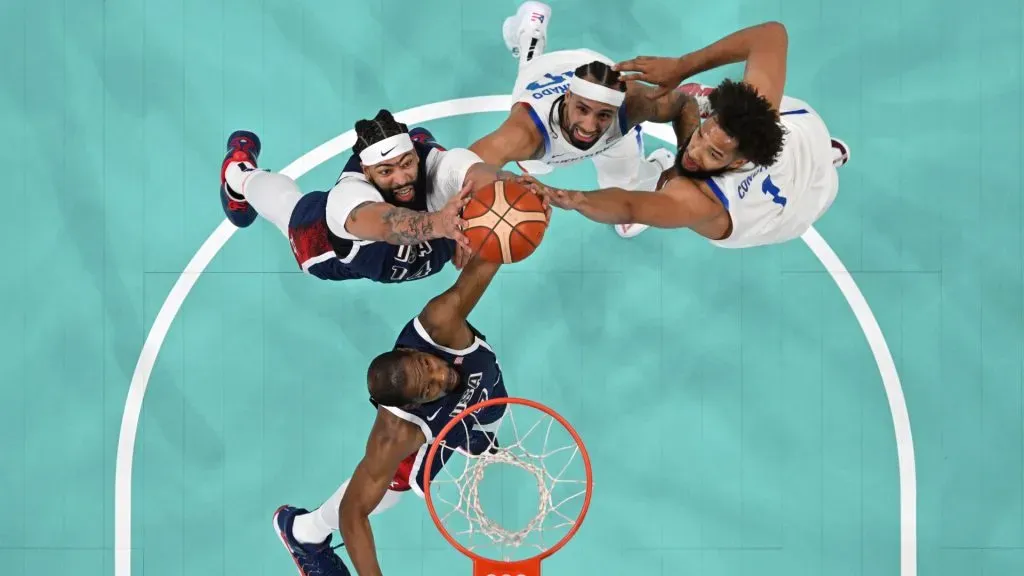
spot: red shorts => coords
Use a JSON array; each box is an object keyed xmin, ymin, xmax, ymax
[{"xmin": 388, "ymin": 452, "xmax": 417, "ymax": 492}]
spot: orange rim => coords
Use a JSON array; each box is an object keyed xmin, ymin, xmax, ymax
[{"xmin": 422, "ymin": 396, "xmax": 594, "ymax": 564}]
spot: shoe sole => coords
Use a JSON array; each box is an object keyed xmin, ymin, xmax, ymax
[{"xmin": 273, "ymin": 506, "xmax": 310, "ymax": 576}]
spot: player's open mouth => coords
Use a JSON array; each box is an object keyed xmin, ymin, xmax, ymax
[
  {"xmin": 573, "ymin": 127, "xmax": 598, "ymax": 143},
  {"xmin": 682, "ymin": 153, "xmax": 699, "ymax": 172},
  {"xmin": 394, "ymin": 186, "xmax": 414, "ymax": 201}
]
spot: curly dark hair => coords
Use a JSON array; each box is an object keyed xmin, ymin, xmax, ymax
[
  {"xmin": 367, "ymin": 348, "xmax": 416, "ymax": 407},
  {"xmin": 708, "ymin": 79, "xmax": 785, "ymax": 167},
  {"xmin": 353, "ymin": 109, "xmax": 409, "ymax": 155}
]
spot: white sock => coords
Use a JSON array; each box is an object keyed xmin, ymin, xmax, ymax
[
  {"xmin": 291, "ymin": 478, "xmax": 405, "ymax": 545},
  {"xmin": 233, "ymin": 169, "xmax": 303, "ymax": 238},
  {"xmin": 224, "ymin": 161, "xmax": 257, "ymax": 199}
]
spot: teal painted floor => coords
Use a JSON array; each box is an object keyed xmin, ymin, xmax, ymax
[{"xmin": 1, "ymin": 0, "xmax": 1022, "ymax": 574}]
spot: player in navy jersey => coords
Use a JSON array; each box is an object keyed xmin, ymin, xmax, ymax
[
  {"xmin": 219, "ymin": 109, "xmax": 502, "ymax": 282},
  {"xmin": 271, "ymin": 247, "xmax": 525, "ymax": 576}
]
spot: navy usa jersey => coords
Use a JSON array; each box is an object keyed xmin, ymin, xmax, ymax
[
  {"xmin": 375, "ymin": 316, "xmax": 507, "ymax": 497},
  {"xmin": 287, "ymin": 140, "xmax": 455, "ymax": 283}
]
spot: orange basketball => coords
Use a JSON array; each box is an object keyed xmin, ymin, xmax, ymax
[{"xmin": 461, "ymin": 180, "xmax": 548, "ymax": 264}]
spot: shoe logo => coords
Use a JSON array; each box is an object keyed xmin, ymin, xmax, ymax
[
  {"xmin": 381, "ymin": 146, "xmax": 396, "ymax": 156},
  {"xmin": 426, "ymin": 406, "xmax": 444, "ymax": 421}
]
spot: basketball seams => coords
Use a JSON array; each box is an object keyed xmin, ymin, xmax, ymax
[
  {"xmin": 462, "ymin": 180, "xmax": 547, "ymax": 263},
  {"xmin": 510, "ymin": 223, "xmax": 542, "ymax": 249}
]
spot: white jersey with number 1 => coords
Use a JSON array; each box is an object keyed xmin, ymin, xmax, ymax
[{"xmin": 704, "ymin": 96, "xmax": 839, "ymax": 248}]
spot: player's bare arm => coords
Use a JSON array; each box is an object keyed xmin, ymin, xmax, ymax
[
  {"xmin": 339, "ymin": 410, "xmax": 425, "ymax": 576},
  {"xmin": 418, "ymin": 254, "xmax": 503, "ymax": 350},
  {"xmin": 623, "ymin": 84, "xmax": 702, "ymax": 145},
  {"xmin": 528, "ymin": 174, "xmax": 723, "ymax": 230},
  {"xmin": 346, "ymin": 187, "xmax": 472, "ymax": 248},
  {"xmin": 469, "ymin": 105, "xmax": 546, "ymax": 167},
  {"xmin": 615, "ymin": 21, "xmax": 788, "ymax": 111}
]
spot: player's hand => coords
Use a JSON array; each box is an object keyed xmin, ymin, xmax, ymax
[
  {"xmin": 438, "ymin": 180, "xmax": 474, "ymax": 249},
  {"xmin": 614, "ymin": 56, "xmax": 689, "ymax": 99},
  {"xmin": 518, "ymin": 177, "xmax": 580, "ymax": 212},
  {"xmin": 452, "ymin": 242, "xmax": 474, "ymax": 270}
]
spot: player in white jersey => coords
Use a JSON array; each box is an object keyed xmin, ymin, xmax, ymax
[
  {"xmin": 468, "ymin": 1, "xmax": 702, "ymax": 227},
  {"xmin": 527, "ymin": 21, "xmax": 852, "ymax": 248}
]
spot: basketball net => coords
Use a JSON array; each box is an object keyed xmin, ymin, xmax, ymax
[{"xmin": 423, "ymin": 397, "xmax": 593, "ymax": 576}]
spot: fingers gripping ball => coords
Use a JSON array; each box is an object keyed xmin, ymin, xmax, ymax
[{"xmin": 462, "ymin": 180, "xmax": 548, "ymax": 264}]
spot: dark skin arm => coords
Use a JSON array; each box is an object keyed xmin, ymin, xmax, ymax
[
  {"xmin": 339, "ymin": 409, "xmax": 425, "ymax": 576},
  {"xmin": 623, "ymin": 84, "xmax": 702, "ymax": 146},
  {"xmin": 615, "ymin": 21, "xmax": 789, "ymax": 111},
  {"xmin": 417, "ymin": 253, "xmax": 504, "ymax": 349},
  {"xmin": 468, "ymin": 105, "xmax": 546, "ymax": 168},
  {"xmin": 527, "ymin": 174, "xmax": 723, "ymax": 229}
]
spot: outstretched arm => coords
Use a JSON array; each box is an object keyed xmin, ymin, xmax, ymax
[
  {"xmin": 623, "ymin": 84, "xmax": 702, "ymax": 145},
  {"xmin": 346, "ymin": 199, "xmax": 469, "ymax": 246},
  {"xmin": 417, "ymin": 254, "xmax": 503, "ymax": 350},
  {"xmin": 615, "ymin": 21, "xmax": 789, "ymax": 111},
  {"xmin": 469, "ymin": 105, "xmax": 546, "ymax": 168},
  {"xmin": 339, "ymin": 410, "xmax": 425, "ymax": 576},
  {"xmin": 532, "ymin": 175, "xmax": 723, "ymax": 229}
]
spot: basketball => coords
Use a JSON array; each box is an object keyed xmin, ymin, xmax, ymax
[{"xmin": 461, "ymin": 180, "xmax": 548, "ymax": 264}]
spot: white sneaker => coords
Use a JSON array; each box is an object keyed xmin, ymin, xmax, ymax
[
  {"xmin": 504, "ymin": 2, "xmax": 551, "ymax": 62},
  {"xmin": 614, "ymin": 149, "xmax": 676, "ymax": 239},
  {"xmin": 830, "ymin": 138, "xmax": 850, "ymax": 168}
]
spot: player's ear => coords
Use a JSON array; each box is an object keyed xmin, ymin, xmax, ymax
[{"xmin": 728, "ymin": 156, "xmax": 748, "ymax": 169}]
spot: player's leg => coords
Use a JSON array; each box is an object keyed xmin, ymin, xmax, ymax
[
  {"xmin": 220, "ymin": 131, "xmax": 302, "ymax": 237},
  {"xmin": 273, "ymin": 469, "xmax": 407, "ymax": 576},
  {"xmin": 503, "ymin": 1, "xmax": 551, "ymax": 68},
  {"xmin": 591, "ymin": 128, "xmax": 676, "ymax": 238}
]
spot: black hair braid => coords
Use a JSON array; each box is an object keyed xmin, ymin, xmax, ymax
[
  {"xmin": 548, "ymin": 60, "xmax": 627, "ymax": 140},
  {"xmin": 352, "ymin": 109, "xmax": 409, "ymax": 155}
]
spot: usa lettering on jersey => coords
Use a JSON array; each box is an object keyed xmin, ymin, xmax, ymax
[
  {"xmin": 390, "ymin": 242, "xmax": 435, "ymax": 282},
  {"xmin": 449, "ymin": 372, "xmax": 484, "ymax": 418}
]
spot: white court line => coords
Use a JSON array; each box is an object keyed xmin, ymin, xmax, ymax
[{"xmin": 113, "ymin": 95, "xmax": 916, "ymax": 576}]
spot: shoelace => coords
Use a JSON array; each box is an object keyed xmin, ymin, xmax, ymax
[{"xmin": 299, "ymin": 539, "xmax": 347, "ymax": 575}]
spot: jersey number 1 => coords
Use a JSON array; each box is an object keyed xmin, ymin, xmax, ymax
[{"xmin": 761, "ymin": 176, "xmax": 787, "ymax": 207}]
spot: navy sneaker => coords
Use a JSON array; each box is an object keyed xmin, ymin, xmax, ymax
[
  {"xmin": 273, "ymin": 505, "xmax": 352, "ymax": 576},
  {"xmin": 409, "ymin": 127, "xmax": 445, "ymax": 150},
  {"xmin": 219, "ymin": 130, "xmax": 262, "ymax": 228}
]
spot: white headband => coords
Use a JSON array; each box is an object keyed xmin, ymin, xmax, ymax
[
  {"xmin": 359, "ymin": 132, "xmax": 415, "ymax": 165},
  {"xmin": 568, "ymin": 75, "xmax": 625, "ymax": 107}
]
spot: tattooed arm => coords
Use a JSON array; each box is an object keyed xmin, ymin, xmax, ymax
[{"xmin": 345, "ymin": 201, "xmax": 453, "ymax": 245}]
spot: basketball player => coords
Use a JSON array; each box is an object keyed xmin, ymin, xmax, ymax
[
  {"xmin": 219, "ymin": 110, "xmax": 500, "ymax": 282},
  {"xmin": 526, "ymin": 21, "xmax": 853, "ymax": 248},
  {"xmin": 272, "ymin": 250, "xmax": 512, "ymax": 576},
  {"xmin": 468, "ymin": 1, "xmax": 703, "ymax": 238}
]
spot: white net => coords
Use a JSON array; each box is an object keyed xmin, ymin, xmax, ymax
[{"xmin": 426, "ymin": 400, "xmax": 591, "ymax": 561}]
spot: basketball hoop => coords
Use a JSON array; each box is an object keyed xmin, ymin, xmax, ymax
[{"xmin": 422, "ymin": 397, "xmax": 593, "ymax": 576}]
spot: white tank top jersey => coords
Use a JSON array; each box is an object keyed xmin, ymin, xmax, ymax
[
  {"xmin": 512, "ymin": 49, "xmax": 632, "ymax": 168},
  {"xmin": 704, "ymin": 96, "xmax": 839, "ymax": 249}
]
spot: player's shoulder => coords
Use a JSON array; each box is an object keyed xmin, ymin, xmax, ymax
[{"xmin": 330, "ymin": 173, "xmax": 384, "ymax": 201}]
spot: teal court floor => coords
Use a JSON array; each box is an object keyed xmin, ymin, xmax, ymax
[{"xmin": 2, "ymin": 0, "xmax": 1023, "ymax": 574}]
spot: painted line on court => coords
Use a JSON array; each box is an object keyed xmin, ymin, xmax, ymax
[{"xmin": 114, "ymin": 95, "xmax": 916, "ymax": 576}]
